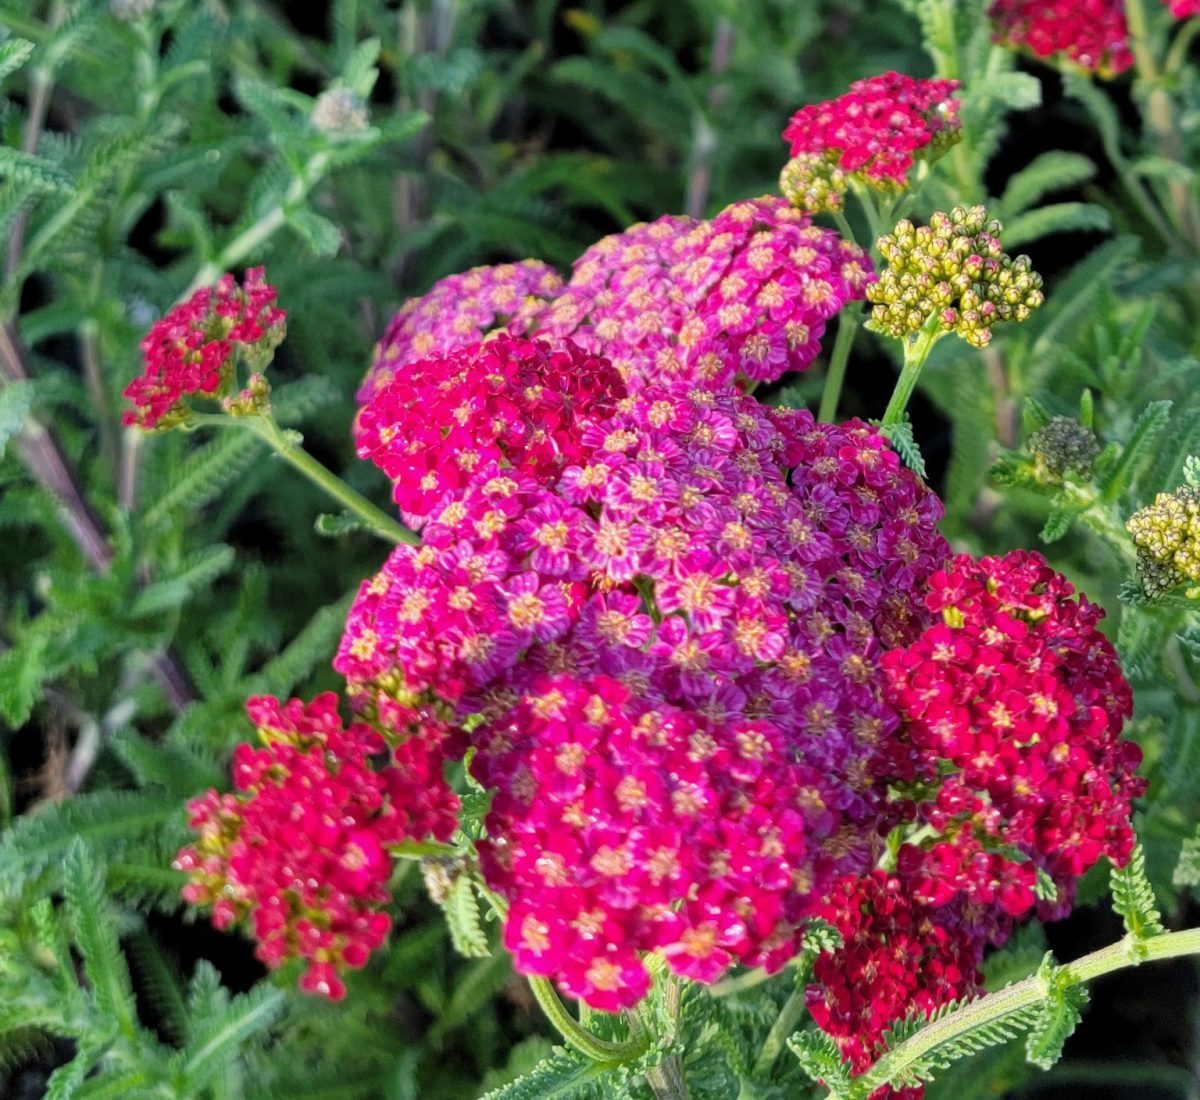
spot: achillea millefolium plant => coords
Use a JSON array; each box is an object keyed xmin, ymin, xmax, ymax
[{"xmin": 3, "ymin": 2, "xmax": 1200, "ymax": 1099}]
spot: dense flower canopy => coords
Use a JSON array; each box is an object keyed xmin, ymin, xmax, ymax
[
  {"xmin": 987, "ymin": 0, "xmax": 1132, "ymax": 75},
  {"xmin": 170, "ymin": 67, "xmax": 1144, "ymax": 1096}
]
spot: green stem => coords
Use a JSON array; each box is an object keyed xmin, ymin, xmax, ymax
[
  {"xmin": 853, "ymin": 185, "xmax": 886, "ymax": 247},
  {"xmin": 527, "ymin": 977, "xmax": 649, "ymax": 1064},
  {"xmin": 186, "ymin": 150, "xmax": 332, "ymax": 295},
  {"xmin": 880, "ymin": 315, "xmax": 941, "ymax": 429},
  {"xmin": 248, "ymin": 416, "xmax": 416, "ymax": 545},
  {"xmin": 818, "ymin": 310, "xmax": 859, "ymax": 424},
  {"xmin": 847, "ymin": 928, "xmax": 1200, "ymax": 1098},
  {"xmin": 754, "ymin": 984, "xmax": 808, "ymax": 1078},
  {"xmin": 1125, "ymin": 0, "xmax": 1200, "ymax": 251}
]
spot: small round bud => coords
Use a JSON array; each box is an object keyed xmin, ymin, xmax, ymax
[{"xmin": 1027, "ymin": 416, "xmax": 1100, "ymax": 483}]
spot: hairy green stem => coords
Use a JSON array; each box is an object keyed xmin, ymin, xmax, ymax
[
  {"xmin": 847, "ymin": 928, "xmax": 1200, "ymax": 1098},
  {"xmin": 527, "ymin": 977, "xmax": 649, "ymax": 1064},
  {"xmin": 246, "ymin": 416, "xmax": 416, "ymax": 545},
  {"xmin": 818, "ymin": 310, "xmax": 859, "ymax": 423},
  {"xmin": 754, "ymin": 984, "xmax": 808, "ymax": 1077},
  {"xmin": 880, "ymin": 315, "xmax": 941, "ymax": 429}
]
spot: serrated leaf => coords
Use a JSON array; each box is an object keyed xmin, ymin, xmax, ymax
[
  {"xmin": 1040, "ymin": 507, "xmax": 1075, "ymax": 544},
  {"xmin": 1110, "ymin": 843, "xmax": 1165, "ymax": 941},
  {"xmin": 981, "ymin": 70, "xmax": 1042, "ymax": 110},
  {"xmin": 787, "ymin": 1029, "xmax": 853, "ymax": 1097},
  {"xmin": 127, "ymin": 545, "xmax": 235, "ymax": 618},
  {"xmin": 1101, "ymin": 400, "xmax": 1173, "ymax": 499},
  {"xmin": 0, "ymin": 631, "xmax": 49, "ymax": 727},
  {"xmin": 0, "ymin": 37, "xmax": 35, "ymax": 83},
  {"xmin": 287, "ymin": 207, "xmax": 342, "ymax": 256},
  {"xmin": 63, "ymin": 841, "xmax": 137, "ymax": 1038},
  {"xmin": 142, "ymin": 431, "xmax": 262, "ymax": 528},
  {"xmin": 0, "ymin": 790, "xmax": 182, "ymax": 885},
  {"xmin": 479, "ymin": 1047, "xmax": 614, "ymax": 1100},
  {"xmin": 1001, "ymin": 203, "xmax": 1111, "ymax": 250},
  {"xmin": 0, "ymin": 379, "xmax": 35, "ymax": 458},
  {"xmin": 443, "ymin": 874, "xmax": 490, "ymax": 958},
  {"xmin": 882, "ymin": 417, "xmax": 927, "ymax": 478},
  {"xmin": 177, "ymin": 984, "xmax": 283, "ymax": 1090},
  {"xmin": 1174, "ymin": 826, "xmax": 1200, "ymax": 889},
  {"xmin": 1024, "ymin": 955, "xmax": 1088, "ymax": 1071},
  {"xmin": 1002, "ymin": 152, "xmax": 1096, "ymax": 215}
]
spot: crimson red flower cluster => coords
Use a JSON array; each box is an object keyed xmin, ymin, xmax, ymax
[
  {"xmin": 884, "ymin": 551, "xmax": 1143, "ymax": 916},
  {"xmin": 779, "ymin": 72, "xmax": 961, "ymax": 212},
  {"xmin": 123, "ymin": 267, "xmax": 285, "ymax": 429},
  {"xmin": 988, "ymin": 0, "xmax": 1133, "ymax": 75},
  {"xmin": 173, "ymin": 693, "xmax": 459, "ymax": 1000},
  {"xmin": 355, "ymin": 335, "xmax": 625, "ymax": 528}
]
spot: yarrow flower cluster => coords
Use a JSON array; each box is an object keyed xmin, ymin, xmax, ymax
[
  {"xmin": 523, "ymin": 197, "xmax": 873, "ymax": 387},
  {"xmin": 357, "ymin": 260, "xmax": 563, "ymax": 404},
  {"xmin": 354, "ymin": 335, "xmax": 625, "ymax": 528},
  {"xmin": 165, "ymin": 68, "xmax": 1146, "ymax": 1092},
  {"xmin": 988, "ymin": 0, "xmax": 1133, "ymax": 76},
  {"xmin": 123, "ymin": 267, "xmax": 285, "ymax": 429},
  {"xmin": 867, "ymin": 205, "xmax": 1044, "ymax": 348},
  {"xmin": 882, "ymin": 550, "xmax": 1143, "ymax": 917},
  {"xmin": 174, "ymin": 693, "xmax": 459, "ymax": 1000},
  {"xmin": 1127, "ymin": 486, "xmax": 1200, "ymax": 596},
  {"xmin": 779, "ymin": 72, "xmax": 961, "ymax": 214},
  {"xmin": 473, "ymin": 676, "xmax": 840, "ymax": 1008},
  {"xmin": 990, "ymin": 0, "xmax": 1199, "ymax": 77},
  {"xmin": 807, "ymin": 871, "xmax": 984, "ymax": 1085},
  {"xmin": 1027, "ymin": 416, "xmax": 1102, "ymax": 483}
]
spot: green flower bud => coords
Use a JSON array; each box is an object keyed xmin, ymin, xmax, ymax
[{"xmin": 1027, "ymin": 416, "xmax": 1101, "ymax": 482}]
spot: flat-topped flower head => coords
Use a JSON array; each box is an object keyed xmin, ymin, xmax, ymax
[
  {"xmin": 354, "ymin": 335, "xmax": 625, "ymax": 527},
  {"xmin": 1127, "ymin": 486, "xmax": 1200, "ymax": 596},
  {"xmin": 123, "ymin": 267, "xmax": 285, "ymax": 429},
  {"xmin": 988, "ymin": 0, "xmax": 1132, "ymax": 76},
  {"xmin": 780, "ymin": 72, "xmax": 962, "ymax": 214},
  {"xmin": 523, "ymin": 196, "xmax": 872, "ymax": 387},
  {"xmin": 867, "ymin": 205, "xmax": 1044, "ymax": 348},
  {"xmin": 1167, "ymin": 0, "xmax": 1200, "ymax": 16},
  {"xmin": 174, "ymin": 692, "xmax": 459, "ymax": 1000},
  {"xmin": 472, "ymin": 675, "xmax": 840, "ymax": 1008},
  {"xmin": 357, "ymin": 260, "xmax": 563, "ymax": 404},
  {"xmin": 882, "ymin": 550, "xmax": 1143, "ymax": 918}
]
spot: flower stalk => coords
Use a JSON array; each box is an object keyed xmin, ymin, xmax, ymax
[
  {"xmin": 246, "ymin": 415, "xmax": 417, "ymax": 546},
  {"xmin": 847, "ymin": 928, "xmax": 1200, "ymax": 1098},
  {"xmin": 880, "ymin": 314, "xmax": 940, "ymax": 430},
  {"xmin": 528, "ymin": 976, "xmax": 649, "ymax": 1065}
]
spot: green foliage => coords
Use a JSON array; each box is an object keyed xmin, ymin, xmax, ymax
[
  {"xmin": 1110, "ymin": 844, "xmax": 1166, "ymax": 942},
  {"xmin": 1023, "ymin": 955, "xmax": 1088, "ymax": 1071}
]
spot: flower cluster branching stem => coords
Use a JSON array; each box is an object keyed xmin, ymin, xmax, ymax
[
  {"xmin": 528, "ymin": 977, "xmax": 650, "ymax": 1064},
  {"xmin": 846, "ymin": 928, "xmax": 1200, "ymax": 1098},
  {"xmin": 818, "ymin": 309, "xmax": 860, "ymax": 424},
  {"xmin": 881, "ymin": 314, "xmax": 941, "ymax": 429},
  {"xmin": 234, "ymin": 415, "xmax": 417, "ymax": 545}
]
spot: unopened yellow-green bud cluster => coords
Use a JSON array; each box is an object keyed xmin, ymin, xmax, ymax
[
  {"xmin": 780, "ymin": 153, "xmax": 849, "ymax": 215},
  {"xmin": 866, "ymin": 206, "xmax": 1044, "ymax": 348},
  {"xmin": 1028, "ymin": 416, "xmax": 1101, "ymax": 482},
  {"xmin": 1127, "ymin": 487, "xmax": 1200, "ymax": 597}
]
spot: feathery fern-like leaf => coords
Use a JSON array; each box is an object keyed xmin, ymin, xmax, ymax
[
  {"xmin": 1110, "ymin": 844, "xmax": 1166, "ymax": 941},
  {"xmin": 63, "ymin": 841, "xmax": 138, "ymax": 1039}
]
